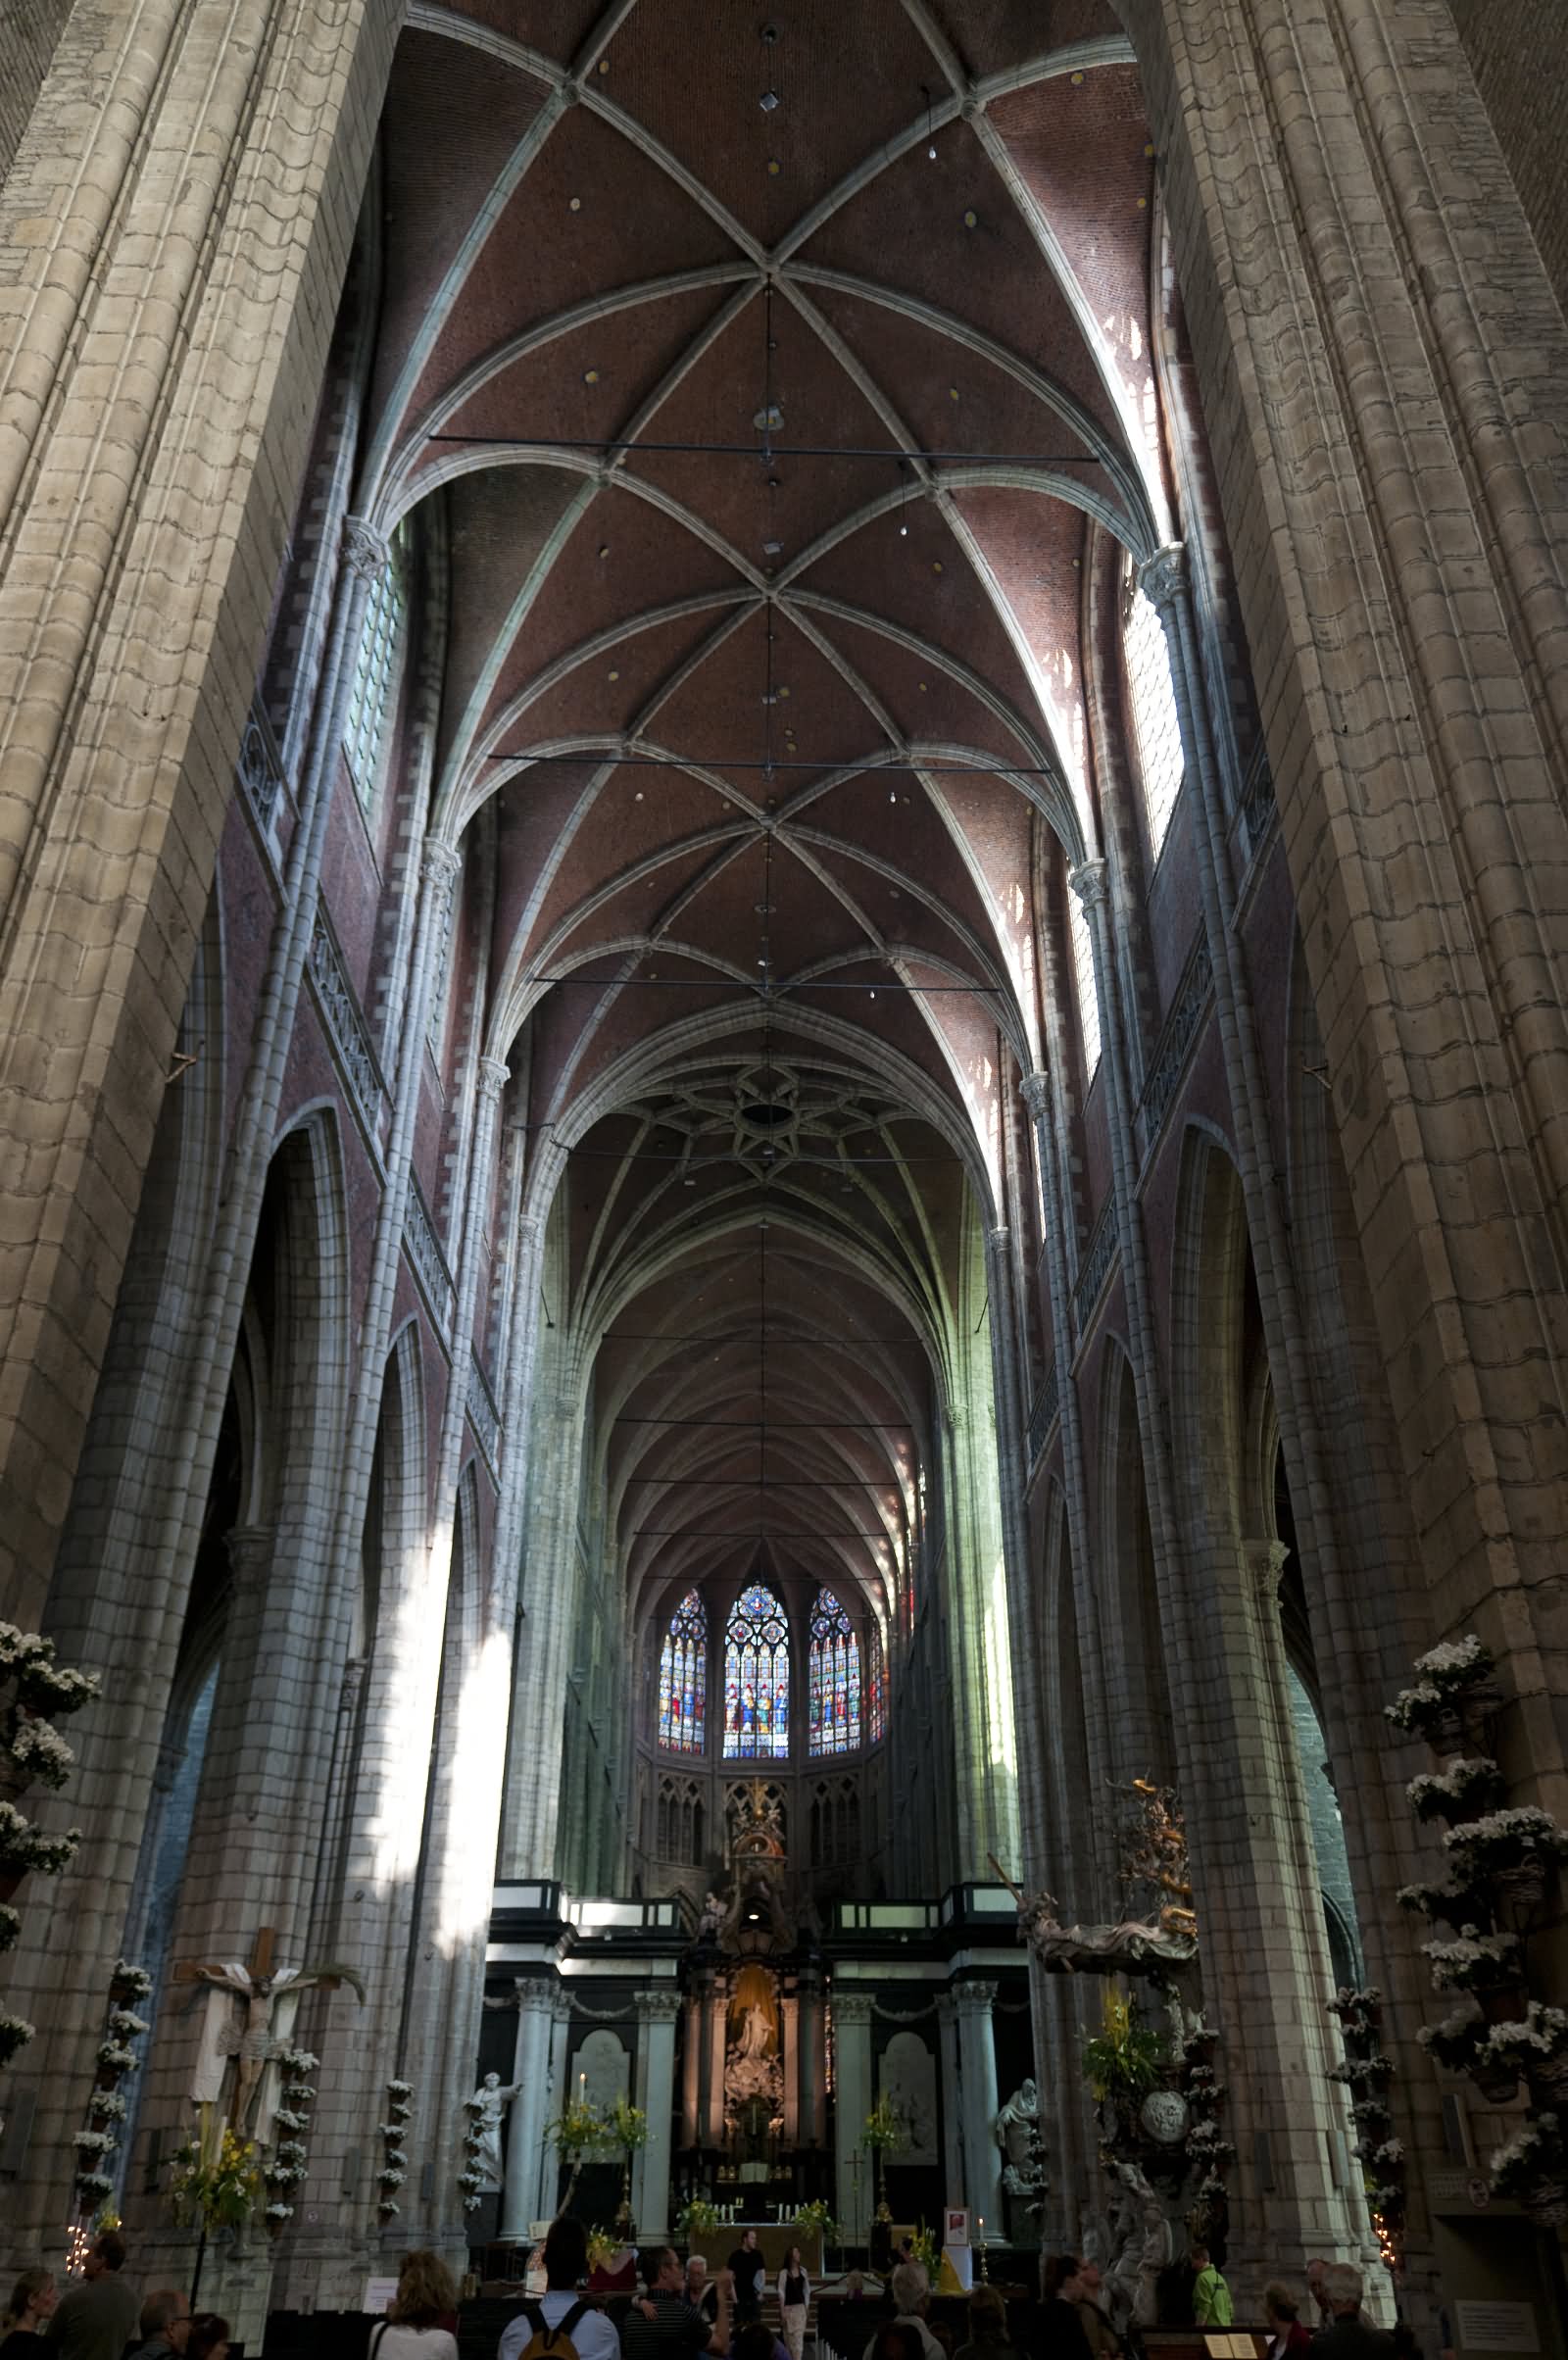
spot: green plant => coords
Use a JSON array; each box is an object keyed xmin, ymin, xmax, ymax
[
  {"xmin": 608, "ymin": 2095, "xmax": 648, "ymax": 2151},
  {"xmin": 169, "ymin": 2112, "xmax": 264, "ymax": 2232},
  {"xmin": 1082, "ymin": 1990, "xmax": 1169, "ymax": 2110},
  {"xmin": 587, "ymin": 2227, "xmax": 621, "ymax": 2270},
  {"xmin": 677, "ymin": 2196, "xmax": 719, "ymax": 2235},
  {"xmin": 907, "ymin": 2224, "xmax": 940, "ymax": 2277},
  {"xmin": 861, "ymin": 2095, "xmax": 905, "ymax": 2152},
  {"xmin": 792, "ymin": 2197, "xmax": 840, "ymax": 2240},
  {"xmin": 549, "ymin": 2096, "xmax": 606, "ymax": 2155}
]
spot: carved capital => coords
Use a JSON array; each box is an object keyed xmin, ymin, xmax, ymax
[
  {"xmin": 224, "ymin": 1524, "xmax": 273, "ymax": 1588},
  {"xmin": 831, "ymin": 1990, "xmax": 873, "ymax": 2027},
  {"xmin": 422, "ymin": 837, "xmax": 463, "ymax": 891},
  {"xmin": 516, "ymin": 1978, "xmax": 560, "ymax": 2015},
  {"xmin": 636, "ymin": 1987, "xmax": 683, "ymax": 2023},
  {"xmin": 1246, "ymin": 1537, "xmax": 1291, "ymax": 1601},
  {"xmin": 1019, "ymin": 1070, "xmax": 1051, "ymax": 1122},
  {"xmin": 478, "ymin": 1056, "xmax": 511, "ymax": 1103},
  {"xmin": 341, "ymin": 515, "xmax": 390, "ymax": 583},
  {"xmin": 517, "ymin": 1210, "xmax": 545, "ymax": 1250},
  {"xmin": 987, "ymin": 1223, "xmax": 1010, "ymax": 1256},
  {"xmin": 1067, "ymin": 859, "xmax": 1108, "ymax": 912},
  {"xmin": 1136, "ymin": 541, "xmax": 1187, "ymax": 615},
  {"xmin": 953, "ymin": 1979, "xmax": 997, "ymax": 2019}
]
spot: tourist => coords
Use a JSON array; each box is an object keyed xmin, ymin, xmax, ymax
[
  {"xmin": 1074, "ymin": 2261, "xmax": 1121, "ymax": 2360},
  {"xmin": 619, "ymin": 2248, "xmax": 733, "ymax": 2360},
  {"xmin": 183, "ymin": 2321, "xmax": 230, "ymax": 2360},
  {"xmin": 868, "ymin": 2329, "xmax": 923, "ymax": 2360},
  {"xmin": 953, "ymin": 2285, "xmax": 1011, "ymax": 2360},
  {"xmin": 863, "ymin": 2264, "xmax": 943, "ymax": 2360},
  {"xmin": 1304, "ymin": 2264, "xmax": 1332, "ymax": 2332},
  {"xmin": 1190, "ymin": 2246, "xmax": 1232, "ymax": 2329},
  {"xmin": 727, "ymin": 2233, "xmax": 765, "ymax": 2328},
  {"xmin": 734, "ymin": 2320, "xmax": 791, "ymax": 2360},
  {"xmin": 1310, "ymin": 2264, "xmax": 1395, "ymax": 2358},
  {"xmin": 369, "ymin": 2252, "xmax": 460, "ymax": 2359},
  {"xmin": 685, "ymin": 2260, "xmax": 718, "ymax": 2328},
  {"xmin": 502, "ymin": 2219, "xmax": 622, "ymax": 2360},
  {"xmin": 1038, "ymin": 2262, "xmax": 1093, "ymax": 2360},
  {"xmin": 42, "ymin": 2233, "xmax": 138, "ymax": 2359},
  {"xmin": 776, "ymin": 2245, "xmax": 809, "ymax": 2360},
  {"xmin": 132, "ymin": 2291, "xmax": 191, "ymax": 2357},
  {"xmin": 1263, "ymin": 2287, "xmax": 1311, "ymax": 2360},
  {"xmin": 0, "ymin": 2271, "xmax": 58, "ymax": 2352}
]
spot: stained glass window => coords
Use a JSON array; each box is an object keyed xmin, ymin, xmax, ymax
[
  {"xmin": 808, "ymin": 1587, "xmax": 861, "ymax": 1756},
  {"xmin": 866, "ymin": 1622, "xmax": 886, "ymax": 1744},
  {"xmin": 658, "ymin": 1589, "xmax": 707, "ymax": 1753},
  {"xmin": 1123, "ymin": 565, "xmax": 1185, "ymax": 860},
  {"xmin": 722, "ymin": 1583, "xmax": 790, "ymax": 1759}
]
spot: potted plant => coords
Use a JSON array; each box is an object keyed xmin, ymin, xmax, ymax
[
  {"xmin": 1482, "ymin": 2004, "xmax": 1568, "ymax": 2105},
  {"xmin": 861, "ymin": 2094, "xmax": 905, "ymax": 2217},
  {"xmin": 1444, "ymin": 1808, "xmax": 1568, "ymax": 1912},
  {"xmin": 1384, "ymin": 1637, "xmax": 1497, "ymax": 1751},
  {"xmin": 607, "ymin": 2096, "xmax": 647, "ymax": 2236},
  {"xmin": 1489, "ymin": 2110, "xmax": 1568, "ymax": 2229},
  {"xmin": 1417, "ymin": 2007, "xmax": 1510, "ymax": 2096},
  {"xmin": 548, "ymin": 2093, "xmax": 605, "ymax": 2212},
  {"xmin": 1406, "ymin": 1760, "xmax": 1506, "ymax": 1825},
  {"xmin": 677, "ymin": 2196, "xmax": 719, "ymax": 2237}
]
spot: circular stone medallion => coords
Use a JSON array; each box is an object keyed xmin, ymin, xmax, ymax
[{"xmin": 1140, "ymin": 2089, "xmax": 1190, "ymax": 2145}]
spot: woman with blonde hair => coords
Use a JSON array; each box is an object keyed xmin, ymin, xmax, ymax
[
  {"xmin": 369, "ymin": 2250, "xmax": 460, "ymax": 2359},
  {"xmin": 0, "ymin": 2269, "xmax": 57, "ymax": 2350}
]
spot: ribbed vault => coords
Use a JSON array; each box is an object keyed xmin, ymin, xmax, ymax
[{"xmin": 359, "ymin": 0, "xmax": 1168, "ymax": 1662}]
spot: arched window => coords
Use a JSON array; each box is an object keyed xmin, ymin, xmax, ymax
[
  {"xmin": 808, "ymin": 1587, "xmax": 861, "ymax": 1756},
  {"xmin": 866, "ymin": 1623, "xmax": 886, "ymax": 1745},
  {"xmin": 658, "ymin": 1589, "xmax": 707, "ymax": 1753},
  {"xmin": 343, "ymin": 519, "xmax": 410, "ymax": 808},
  {"xmin": 1067, "ymin": 882, "xmax": 1101, "ymax": 1080},
  {"xmin": 1122, "ymin": 566, "xmax": 1185, "ymax": 859},
  {"xmin": 722, "ymin": 1583, "xmax": 790, "ymax": 1759}
]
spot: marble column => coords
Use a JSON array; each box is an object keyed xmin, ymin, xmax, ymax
[
  {"xmin": 936, "ymin": 1991, "xmax": 963, "ymax": 2211},
  {"xmin": 798, "ymin": 1970, "xmax": 827, "ymax": 2149},
  {"xmin": 538, "ymin": 1993, "xmax": 573, "ymax": 2224},
  {"xmin": 780, "ymin": 1994, "xmax": 800, "ymax": 2143},
  {"xmin": 633, "ymin": 1989, "xmax": 681, "ymax": 2237},
  {"xmin": 955, "ymin": 1982, "xmax": 1004, "ymax": 2238},
  {"xmin": 832, "ymin": 1991, "xmax": 873, "ymax": 2240},
  {"xmin": 706, "ymin": 1981, "xmax": 728, "ymax": 2148},
  {"xmin": 682, "ymin": 1988, "xmax": 704, "ymax": 2148},
  {"xmin": 502, "ymin": 1981, "xmax": 558, "ymax": 2237}
]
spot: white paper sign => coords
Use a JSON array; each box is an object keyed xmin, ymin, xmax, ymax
[
  {"xmin": 364, "ymin": 2277, "xmax": 398, "ymax": 2316},
  {"xmin": 1455, "ymin": 2303, "xmax": 1540, "ymax": 2355}
]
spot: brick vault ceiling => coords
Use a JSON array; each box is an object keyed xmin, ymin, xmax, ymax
[{"xmin": 364, "ymin": 0, "xmax": 1171, "ymax": 1611}]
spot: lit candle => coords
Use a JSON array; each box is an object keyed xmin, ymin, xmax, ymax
[{"xmin": 977, "ymin": 2217, "xmax": 984, "ymax": 2238}]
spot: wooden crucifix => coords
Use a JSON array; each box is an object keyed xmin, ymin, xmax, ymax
[{"xmin": 174, "ymin": 1928, "xmax": 363, "ymax": 2134}]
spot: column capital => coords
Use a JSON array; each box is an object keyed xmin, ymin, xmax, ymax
[
  {"xmin": 515, "ymin": 1978, "xmax": 559, "ymax": 2015},
  {"xmin": 341, "ymin": 514, "xmax": 390, "ymax": 582},
  {"xmin": 1019, "ymin": 1070, "xmax": 1051, "ymax": 1121},
  {"xmin": 478, "ymin": 1056, "xmax": 511, "ymax": 1103},
  {"xmin": 952, "ymin": 1978, "xmax": 998, "ymax": 2017},
  {"xmin": 552, "ymin": 1991, "xmax": 575, "ymax": 2024},
  {"xmin": 1246, "ymin": 1536, "xmax": 1292, "ymax": 1599},
  {"xmin": 986, "ymin": 1223, "xmax": 1010, "ymax": 1258},
  {"xmin": 831, "ymin": 1989, "xmax": 873, "ymax": 2025},
  {"xmin": 224, "ymin": 1523, "xmax": 273, "ymax": 1586},
  {"xmin": 518, "ymin": 1209, "xmax": 545, "ymax": 1250},
  {"xmin": 636, "ymin": 1987, "xmax": 683, "ymax": 2023},
  {"xmin": 1136, "ymin": 541, "xmax": 1188, "ymax": 614},
  {"xmin": 422, "ymin": 837, "xmax": 463, "ymax": 890},
  {"xmin": 1067, "ymin": 858, "xmax": 1108, "ymax": 911}
]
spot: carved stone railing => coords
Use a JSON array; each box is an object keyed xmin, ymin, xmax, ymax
[
  {"xmin": 1027, "ymin": 1361, "xmax": 1059, "ymax": 1466},
  {"xmin": 237, "ymin": 701, "xmax": 287, "ymax": 843},
  {"xmin": 403, "ymin": 1176, "xmax": 455, "ymax": 1335},
  {"xmin": 1138, "ymin": 930, "xmax": 1213, "ymax": 1153},
  {"xmin": 307, "ymin": 914, "xmax": 389, "ymax": 1154},
  {"xmin": 1072, "ymin": 1201, "xmax": 1118, "ymax": 1333},
  {"xmin": 1239, "ymin": 737, "xmax": 1276, "ymax": 859},
  {"xmin": 466, "ymin": 1348, "xmax": 501, "ymax": 1477}
]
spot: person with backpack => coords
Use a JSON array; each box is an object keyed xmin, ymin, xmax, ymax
[
  {"xmin": 620, "ymin": 2249, "xmax": 734, "ymax": 2360},
  {"xmin": 500, "ymin": 2218, "xmax": 622, "ymax": 2360}
]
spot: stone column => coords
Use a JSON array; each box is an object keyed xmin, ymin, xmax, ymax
[
  {"xmin": 537, "ymin": 1994, "xmax": 573, "ymax": 2225},
  {"xmin": 798, "ymin": 1970, "xmax": 826, "ymax": 2149},
  {"xmin": 954, "ymin": 1983, "xmax": 1003, "ymax": 2238},
  {"xmin": 705, "ymin": 1980, "xmax": 728, "ymax": 2149},
  {"xmin": 682, "ymin": 1986, "xmax": 704, "ymax": 2148},
  {"xmin": 633, "ymin": 1989, "xmax": 681, "ymax": 2238},
  {"xmin": 936, "ymin": 1991, "xmax": 963, "ymax": 2211},
  {"xmin": 831, "ymin": 1990, "xmax": 873, "ymax": 2241},
  {"xmin": 502, "ymin": 1982, "xmax": 558, "ymax": 2238},
  {"xmin": 780, "ymin": 1994, "xmax": 800, "ymax": 2143}
]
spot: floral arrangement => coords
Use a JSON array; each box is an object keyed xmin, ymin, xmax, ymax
[
  {"xmin": 1176, "ymin": 2019, "xmax": 1232, "ymax": 2238},
  {"xmin": 677, "ymin": 2195, "xmax": 720, "ymax": 2235},
  {"xmin": 459, "ymin": 2084, "xmax": 493, "ymax": 2215},
  {"xmin": 607, "ymin": 2094, "xmax": 648, "ymax": 2152},
  {"xmin": 1325, "ymin": 1988, "xmax": 1405, "ymax": 2262},
  {"xmin": 170, "ymin": 2115, "xmax": 264, "ymax": 2232},
  {"xmin": 1390, "ymin": 1633, "xmax": 1568, "ymax": 2226},
  {"xmin": 69, "ymin": 1962, "xmax": 151, "ymax": 2215},
  {"xmin": 263, "ymin": 2045, "xmax": 319, "ymax": 2234},
  {"xmin": 792, "ymin": 2197, "xmax": 840, "ymax": 2241},
  {"xmin": 860, "ymin": 2094, "xmax": 906, "ymax": 2151},
  {"xmin": 906, "ymin": 2224, "xmax": 940, "ymax": 2278},
  {"xmin": 548, "ymin": 2094, "xmax": 605, "ymax": 2154},
  {"xmin": 586, "ymin": 2227, "xmax": 621, "ymax": 2271},
  {"xmin": 0, "ymin": 1625, "xmax": 97, "ymax": 2086},
  {"xmin": 379, "ymin": 2078, "xmax": 413, "ymax": 2222}
]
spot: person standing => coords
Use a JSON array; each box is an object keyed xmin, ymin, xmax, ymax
[
  {"xmin": 0, "ymin": 2271, "xmax": 58, "ymax": 2353},
  {"xmin": 501, "ymin": 2218, "xmax": 622, "ymax": 2360},
  {"xmin": 1310, "ymin": 2265, "xmax": 1395, "ymax": 2359},
  {"xmin": 1038, "ymin": 2262, "xmax": 1094, "ymax": 2360},
  {"xmin": 1074, "ymin": 2260, "xmax": 1121, "ymax": 2360},
  {"xmin": 728, "ymin": 2233, "xmax": 765, "ymax": 2329},
  {"xmin": 43, "ymin": 2235, "xmax": 138, "ymax": 2360},
  {"xmin": 776, "ymin": 2247, "xmax": 808, "ymax": 2360},
  {"xmin": 1190, "ymin": 2247, "xmax": 1233, "ymax": 2329},
  {"xmin": 1263, "ymin": 2287, "xmax": 1311, "ymax": 2360},
  {"xmin": 183, "ymin": 2320, "xmax": 230, "ymax": 2360},
  {"xmin": 368, "ymin": 2252, "xmax": 460, "ymax": 2360},
  {"xmin": 131, "ymin": 2291, "xmax": 191, "ymax": 2358},
  {"xmin": 619, "ymin": 2248, "xmax": 733, "ymax": 2360}
]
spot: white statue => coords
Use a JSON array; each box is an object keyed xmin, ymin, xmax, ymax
[
  {"xmin": 995, "ymin": 2078, "xmax": 1045, "ymax": 2194},
  {"xmin": 1107, "ymin": 2159, "xmax": 1172, "ymax": 2328},
  {"xmin": 736, "ymin": 2002, "xmax": 772, "ymax": 2061},
  {"xmin": 467, "ymin": 2069, "xmax": 520, "ymax": 2189}
]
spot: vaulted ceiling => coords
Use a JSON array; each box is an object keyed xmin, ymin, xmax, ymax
[{"xmin": 359, "ymin": 0, "xmax": 1170, "ymax": 1632}]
